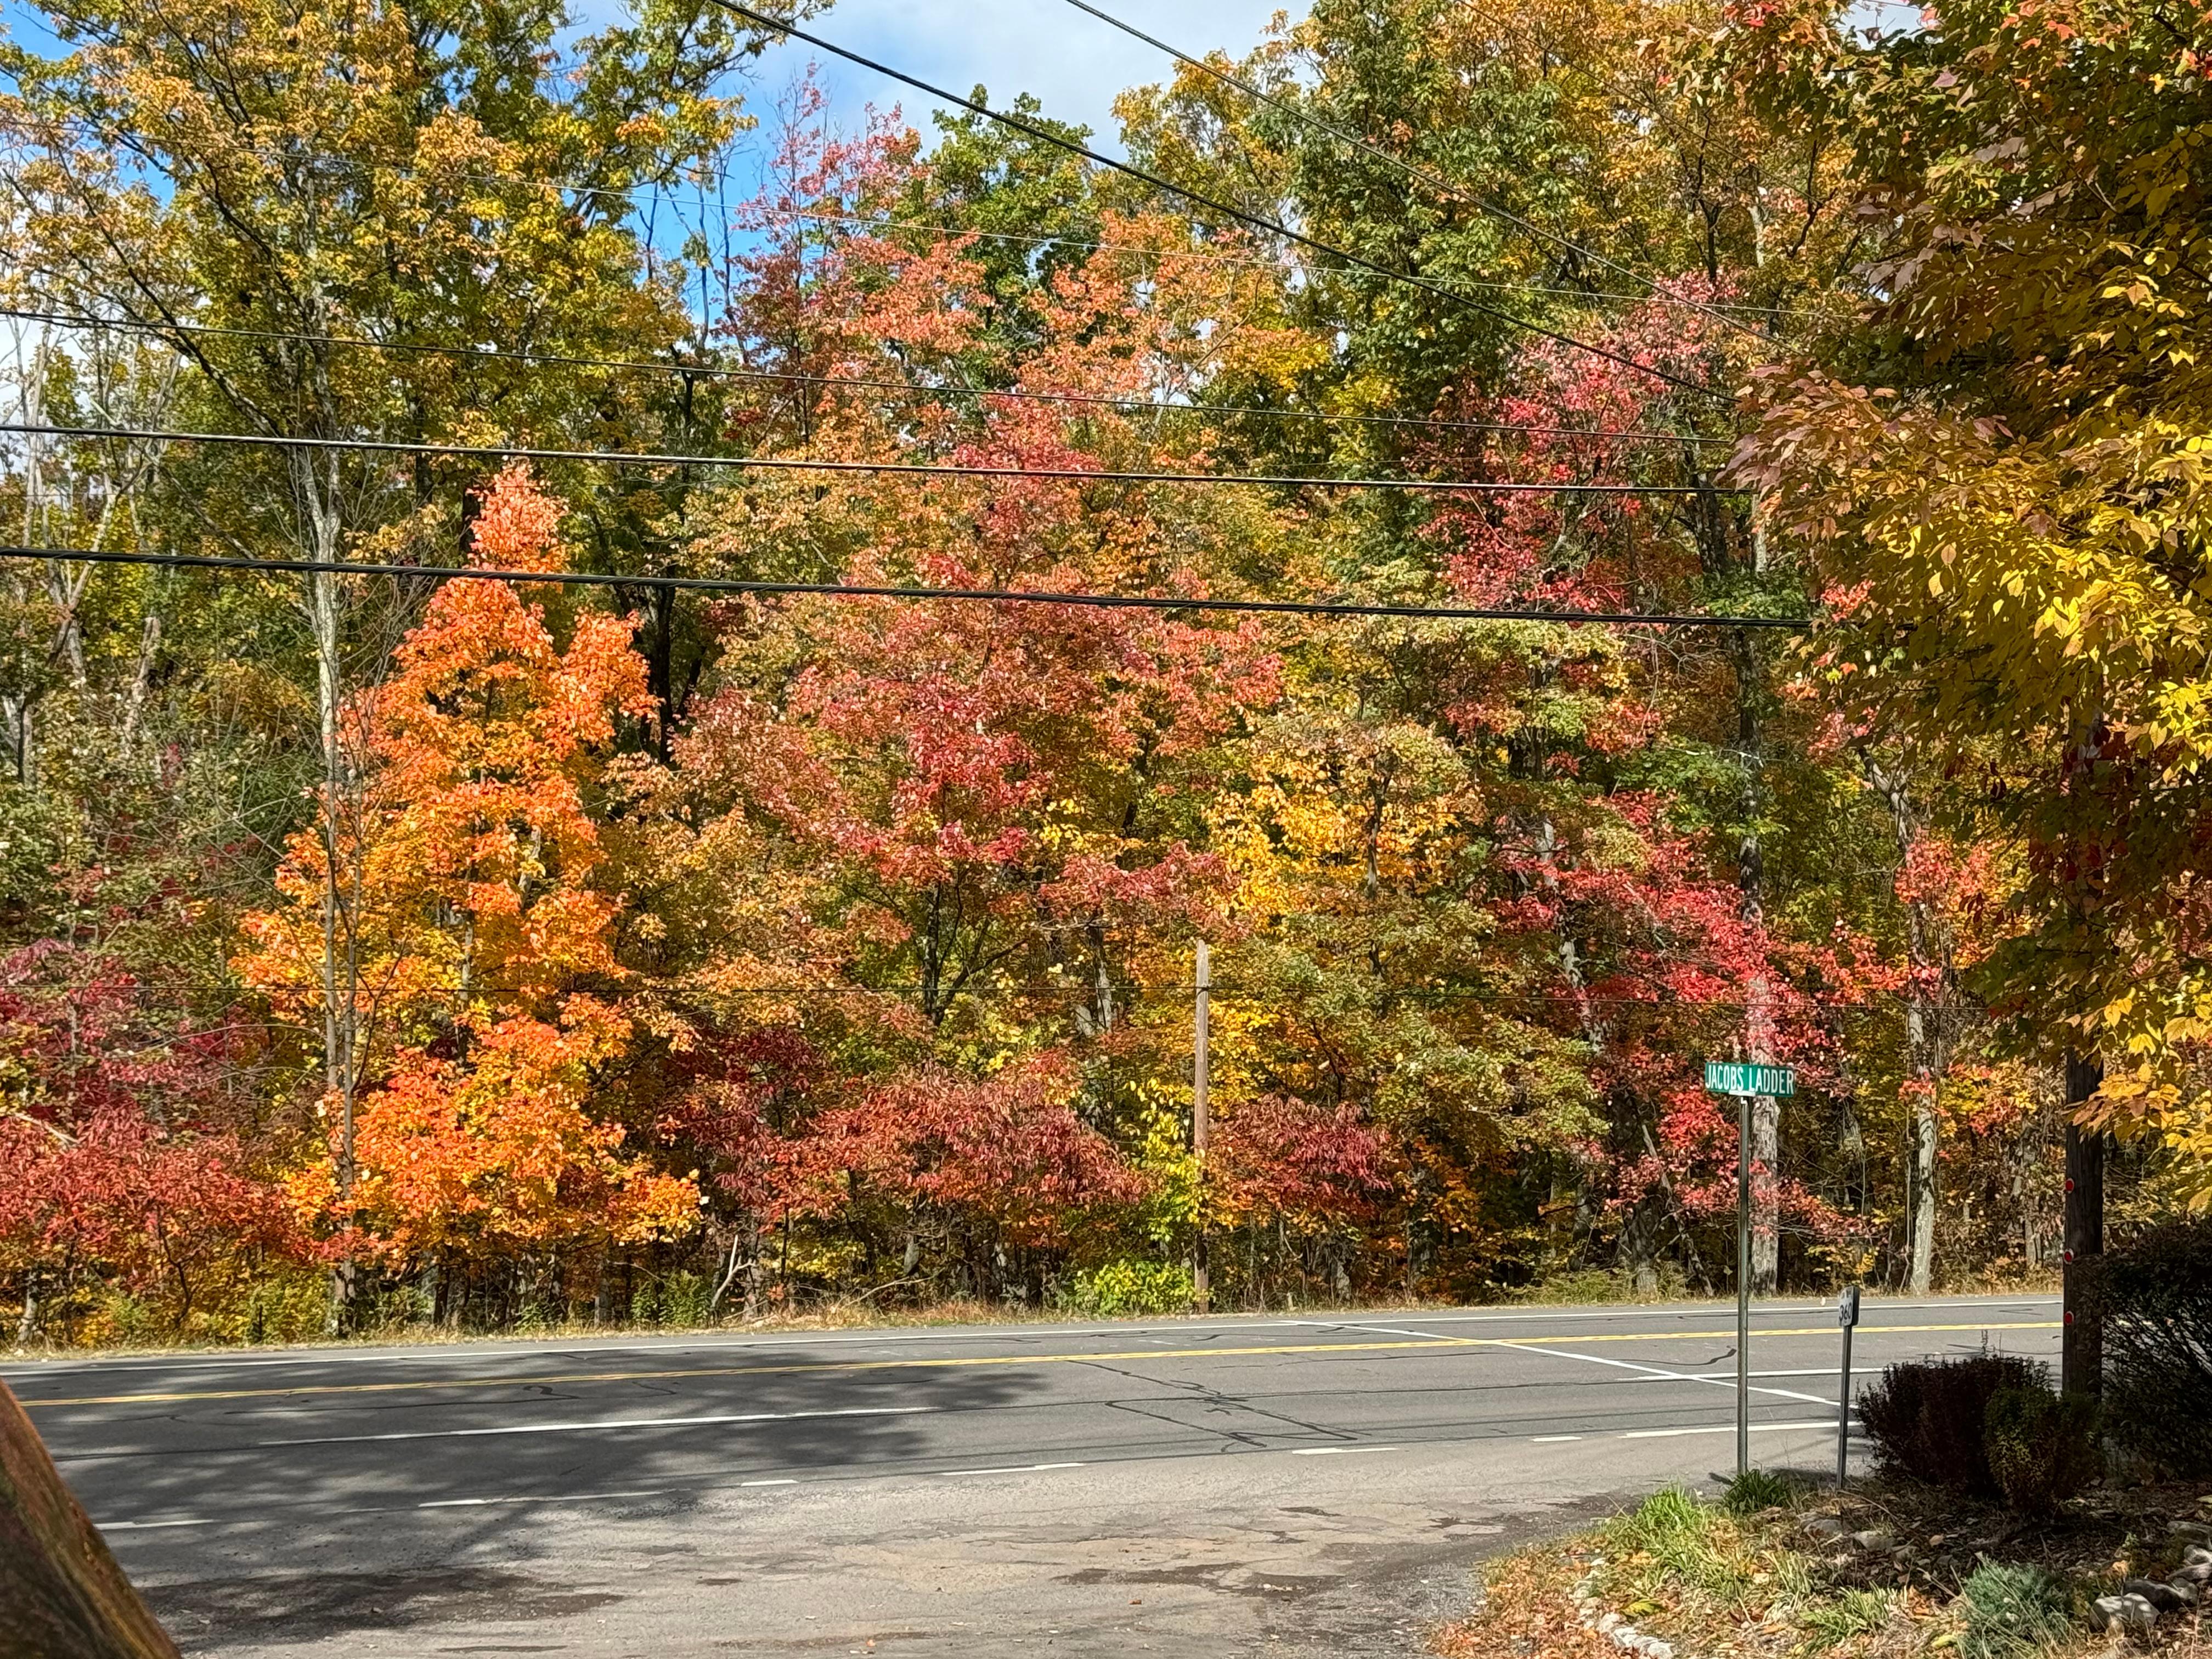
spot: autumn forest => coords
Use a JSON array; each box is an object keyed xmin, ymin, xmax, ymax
[{"xmin": 1, "ymin": 0, "xmax": 2208, "ymax": 1346}]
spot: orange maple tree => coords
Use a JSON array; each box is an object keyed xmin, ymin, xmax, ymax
[{"xmin": 245, "ymin": 466, "xmax": 698, "ymax": 1266}]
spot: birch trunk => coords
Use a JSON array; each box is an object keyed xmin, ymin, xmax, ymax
[{"xmin": 1866, "ymin": 754, "xmax": 1946, "ymax": 1296}]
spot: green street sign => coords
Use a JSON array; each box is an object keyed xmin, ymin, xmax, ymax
[{"xmin": 1704, "ymin": 1060, "xmax": 1796, "ymax": 1097}]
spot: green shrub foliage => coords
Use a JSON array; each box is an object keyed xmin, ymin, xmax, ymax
[
  {"xmin": 1065, "ymin": 1260, "xmax": 1194, "ymax": 1317},
  {"xmin": 1857, "ymin": 1354, "xmax": 2045, "ymax": 1494},
  {"xmin": 1983, "ymin": 1386, "xmax": 2100, "ymax": 1514},
  {"xmin": 2084, "ymin": 1217, "xmax": 2212, "ymax": 1477}
]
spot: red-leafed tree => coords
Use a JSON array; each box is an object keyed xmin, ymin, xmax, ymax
[{"xmin": 0, "ymin": 937, "xmax": 284, "ymax": 1341}]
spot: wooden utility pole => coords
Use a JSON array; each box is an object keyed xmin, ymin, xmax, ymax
[
  {"xmin": 1192, "ymin": 941, "xmax": 1210, "ymax": 1315},
  {"xmin": 2059, "ymin": 707, "xmax": 2107, "ymax": 1400},
  {"xmin": 2061, "ymin": 1051, "xmax": 2105, "ymax": 1396},
  {"xmin": 0, "ymin": 1381, "xmax": 181, "ymax": 1658}
]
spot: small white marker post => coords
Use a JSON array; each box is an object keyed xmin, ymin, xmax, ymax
[
  {"xmin": 1835, "ymin": 1284, "xmax": 1860, "ymax": 1488},
  {"xmin": 1703, "ymin": 1060, "xmax": 1796, "ymax": 1481}
]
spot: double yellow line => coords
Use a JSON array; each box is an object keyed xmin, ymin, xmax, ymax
[{"xmin": 18, "ymin": 1320, "xmax": 2057, "ymax": 1410}]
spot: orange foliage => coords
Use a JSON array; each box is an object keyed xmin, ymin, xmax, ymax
[
  {"xmin": 291, "ymin": 1005, "xmax": 698, "ymax": 1260},
  {"xmin": 249, "ymin": 467, "xmax": 695, "ymax": 1263}
]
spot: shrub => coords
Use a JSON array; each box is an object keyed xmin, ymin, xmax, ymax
[
  {"xmin": 1958, "ymin": 1559, "xmax": 2072, "ymax": 1659},
  {"xmin": 1722, "ymin": 1467, "xmax": 1795, "ymax": 1515},
  {"xmin": 1066, "ymin": 1259, "xmax": 1193, "ymax": 1317},
  {"xmin": 1857, "ymin": 1353, "xmax": 2045, "ymax": 1494},
  {"xmin": 1984, "ymin": 1386, "xmax": 2101, "ymax": 1514},
  {"xmin": 2083, "ymin": 1216, "xmax": 2212, "ymax": 1478}
]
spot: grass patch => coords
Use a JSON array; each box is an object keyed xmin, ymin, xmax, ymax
[
  {"xmin": 1723, "ymin": 1466, "xmax": 1797, "ymax": 1515},
  {"xmin": 1799, "ymin": 1586, "xmax": 1904, "ymax": 1651},
  {"xmin": 1433, "ymin": 1474, "xmax": 2212, "ymax": 1659},
  {"xmin": 1959, "ymin": 1560, "xmax": 2073, "ymax": 1659},
  {"xmin": 1595, "ymin": 1486, "xmax": 1813, "ymax": 1621}
]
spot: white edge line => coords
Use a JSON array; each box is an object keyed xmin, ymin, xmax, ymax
[
  {"xmin": 1621, "ymin": 1419, "xmax": 1861, "ymax": 1440},
  {"xmin": 1289, "ymin": 1445, "xmax": 1402, "ymax": 1456},
  {"xmin": 254, "ymin": 1403, "xmax": 934, "ymax": 1448},
  {"xmin": 1493, "ymin": 1340, "xmax": 1837, "ymax": 1407},
  {"xmin": 1, "ymin": 1297, "xmax": 2059, "ymax": 1380},
  {"xmin": 420, "ymin": 1489, "xmax": 665, "ymax": 1508}
]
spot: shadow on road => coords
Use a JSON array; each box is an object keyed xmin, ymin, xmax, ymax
[{"xmin": 145, "ymin": 1567, "xmax": 621, "ymax": 1647}]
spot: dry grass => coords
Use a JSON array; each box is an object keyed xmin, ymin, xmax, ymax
[{"xmin": 1432, "ymin": 1477, "xmax": 2212, "ymax": 1659}]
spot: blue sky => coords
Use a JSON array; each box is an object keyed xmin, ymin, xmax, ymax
[
  {"xmin": 0, "ymin": 0, "xmax": 1301, "ymax": 286},
  {"xmin": 723, "ymin": 0, "xmax": 1301, "ymax": 162},
  {"xmin": 1, "ymin": 0, "xmax": 1300, "ymax": 151}
]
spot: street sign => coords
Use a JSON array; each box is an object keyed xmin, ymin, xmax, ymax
[
  {"xmin": 1704, "ymin": 1060, "xmax": 1796, "ymax": 1097},
  {"xmin": 1837, "ymin": 1285, "xmax": 1860, "ymax": 1328},
  {"xmin": 1707, "ymin": 1056, "xmax": 1796, "ymax": 1479}
]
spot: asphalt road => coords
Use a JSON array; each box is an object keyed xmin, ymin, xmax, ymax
[{"xmin": 5, "ymin": 1293, "xmax": 2058, "ymax": 1657}]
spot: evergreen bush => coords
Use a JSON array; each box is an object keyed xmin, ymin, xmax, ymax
[{"xmin": 1983, "ymin": 1386, "xmax": 2100, "ymax": 1514}]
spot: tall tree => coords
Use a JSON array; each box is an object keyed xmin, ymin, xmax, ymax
[
  {"xmin": 1735, "ymin": 0, "xmax": 2212, "ymax": 1204},
  {"xmin": 2, "ymin": 0, "xmax": 749, "ymax": 1318}
]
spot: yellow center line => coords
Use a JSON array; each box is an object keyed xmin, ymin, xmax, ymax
[{"xmin": 18, "ymin": 1321, "xmax": 2057, "ymax": 1410}]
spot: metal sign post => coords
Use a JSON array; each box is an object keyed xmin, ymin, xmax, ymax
[
  {"xmin": 1835, "ymin": 1285, "xmax": 1860, "ymax": 1488},
  {"xmin": 1736, "ymin": 1088, "xmax": 1751, "ymax": 1478},
  {"xmin": 1703, "ymin": 1061, "xmax": 1797, "ymax": 1480}
]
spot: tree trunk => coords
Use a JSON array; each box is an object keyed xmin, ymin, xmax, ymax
[
  {"xmin": 1866, "ymin": 756, "xmax": 1946, "ymax": 1295},
  {"xmin": 2061, "ymin": 1053, "xmax": 2105, "ymax": 1397},
  {"xmin": 307, "ymin": 548, "xmax": 362, "ymax": 1334},
  {"xmin": 1733, "ymin": 632, "xmax": 1780, "ymax": 1296},
  {"xmin": 1619, "ymin": 1200, "xmax": 1662, "ymax": 1298}
]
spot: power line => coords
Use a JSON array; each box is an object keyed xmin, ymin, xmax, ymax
[
  {"xmin": 757, "ymin": 206, "xmax": 1791, "ymax": 317},
  {"xmin": 704, "ymin": 0, "xmax": 1729, "ymax": 400},
  {"xmin": 541, "ymin": 983, "xmax": 1894, "ymax": 1007},
  {"xmin": 1057, "ymin": 0, "xmax": 1768, "ymax": 344},
  {"xmin": 1, "ymin": 306, "xmax": 1731, "ymax": 448},
  {"xmin": 1, "ymin": 422, "xmax": 1749, "ymax": 495},
  {"xmin": 14, "ymin": 106, "xmax": 1790, "ymax": 323},
  {"xmin": 0, "ymin": 544, "xmax": 1810, "ymax": 629}
]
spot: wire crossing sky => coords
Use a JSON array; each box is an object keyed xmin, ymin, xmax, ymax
[
  {"xmin": 0, "ymin": 308, "xmax": 1732, "ymax": 448},
  {"xmin": 703, "ymin": 0, "xmax": 1734, "ymax": 401}
]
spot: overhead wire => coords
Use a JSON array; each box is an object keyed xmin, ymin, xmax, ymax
[
  {"xmin": 1057, "ymin": 0, "xmax": 1770, "ymax": 344},
  {"xmin": 0, "ymin": 306, "xmax": 1731, "ymax": 448},
  {"xmin": 754, "ymin": 205, "xmax": 1793, "ymax": 317},
  {"xmin": 5, "ymin": 111, "xmax": 1792, "ymax": 324},
  {"xmin": 0, "ymin": 544, "xmax": 1809, "ymax": 629},
  {"xmin": 701, "ymin": 0, "xmax": 1730, "ymax": 400},
  {"xmin": 1, "ymin": 421, "xmax": 1751, "ymax": 495}
]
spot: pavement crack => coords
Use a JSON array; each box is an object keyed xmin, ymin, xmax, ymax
[{"xmin": 1077, "ymin": 1361, "xmax": 1353, "ymax": 1446}]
